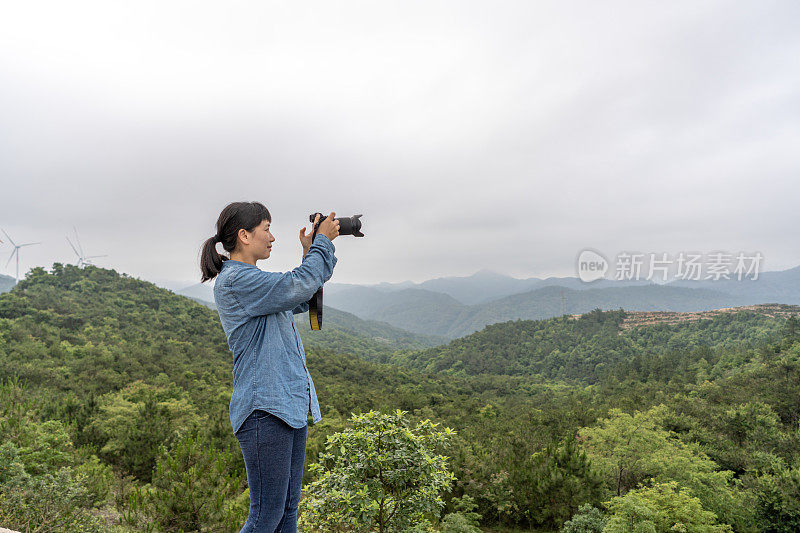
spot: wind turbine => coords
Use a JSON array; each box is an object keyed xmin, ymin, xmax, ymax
[
  {"xmin": 66, "ymin": 226, "xmax": 107, "ymax": 268},
  {"xmin": 1, "ymin": 228, "xmax": 41, "ymax": 284}
]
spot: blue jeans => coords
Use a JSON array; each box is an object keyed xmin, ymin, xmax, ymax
[{"xmin": 235, "ymin": 409, "xmax": 307, "ymax": 533}]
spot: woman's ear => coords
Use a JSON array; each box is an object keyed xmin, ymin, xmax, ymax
[{"xmin": 237, "ymin": 228, "xmax": 249, "ymax": 246}]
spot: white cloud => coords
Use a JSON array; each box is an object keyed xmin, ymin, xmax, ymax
[{"xmin": 1, "ymin": 1, "xmax": 798, "ymax": 286}]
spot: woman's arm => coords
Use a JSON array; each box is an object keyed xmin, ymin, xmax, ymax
[
  {"xmin": 231, "ymin": 234, "xmax": 336, "ymax": 317},
  {"xmin": 291, "ymin": 301, "xmax": 310, "ymax": 314},
  {"xmin": 292, "ymin": 243, "xmax": 313, "ymax": 314}
]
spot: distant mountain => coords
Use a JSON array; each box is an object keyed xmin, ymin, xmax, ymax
[
  {"xmin": 175, "ymin": 282, "xmax": 215, "ymax": 303},
  {"xmin": 294, "ymin": 307, "xmax": 447, "ymax": 360},
  {"xmin": 327, "ymin": 270, "xmax": 652, "ymax": 305},
  {"xmin": 524, "ymin": 276, "xmax": 658, "ymax": 294},
  {"xmin": 419, "ymin": 270, "xmax": 658, "ymax": 305},
  {"xmin": 418, "ymin": 269, "xmax": 540, "ymax": 305},
  {"xmin": 0, "ymin": 273, "xmax": 16, "ymax": 294},
  {"xmin": 327, "ymin": 282, "xmax": 754, "ymax": 338},
  {"xmin": 325, "ymin": 287, "xmax": 468, "ymax": 337},
  {"xmin": 176, "ymin": 265, "xmax": 800, "ymax": 339},
  {"xmin": 444, "ymin": 284, "xmax": 748, "ymax": 338},
  {"xmin": 187, "ymin": 295, "xmax": 216, "ymax": 309},
  {"xmin": 325, "ymin": 266, "xmax": 800, "ymax": 338},
  {"xmin": 666, "ymin": 265, "xmax": 800, "ymax": 304},
  {"xmin": 324, "ymin": 280, "xmax": 416, "ymax": 296},
  {"xmin": 179, "ymin": 265, "xmax": 800, "ymax": 307}
]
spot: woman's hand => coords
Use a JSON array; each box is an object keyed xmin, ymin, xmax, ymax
[
  {"xmin": 318, "ymin": 212, "xmax": 340, "ymax": 241},
  {"xmin": 299, "ymin": 214, "xmax": 318, "ymax": 256},
  {"xmin": 300, "ymin": 212, "xmax": 340, "ymax": 256}
]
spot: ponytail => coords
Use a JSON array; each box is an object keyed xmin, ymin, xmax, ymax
[
  {"xmin": 200, "ymin": 235, "xmax": 227, "ymax": 283},
  {"xmin": 200, "ymin": 202, "xmax": 271, "ymax": 283}
]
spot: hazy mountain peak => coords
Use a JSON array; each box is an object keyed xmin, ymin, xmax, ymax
[{"xmin": 470, "ymin": 268, "xmax": 510, "ymax": 279}]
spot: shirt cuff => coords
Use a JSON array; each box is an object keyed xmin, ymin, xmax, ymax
[{"xmin": 313, "ymin": 233, "xmax": 335, "ymax": 253}]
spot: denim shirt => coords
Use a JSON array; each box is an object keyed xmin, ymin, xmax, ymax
[{"xmin": 213, "ymin": 234, "xmax": 337, "ymax": 434}]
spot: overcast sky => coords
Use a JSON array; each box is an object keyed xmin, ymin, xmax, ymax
[{"xmin": 1, "ymin": 1, "xmax": 798, "ymax": 289}]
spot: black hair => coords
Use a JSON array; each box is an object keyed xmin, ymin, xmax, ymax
[{"xmin": 200, "ymin": 201, "xmax": 271, "ymax": 283}]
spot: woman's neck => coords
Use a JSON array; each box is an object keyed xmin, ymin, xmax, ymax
[{"xmin": 229, "ymin": 252, "xmax": 258, "ymax": 266}]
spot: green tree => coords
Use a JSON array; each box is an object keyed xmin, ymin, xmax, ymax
[
  {"xmin": 781, "ymin": 315, "xmax": 798, "ymax": 344},
  {"xmin": 560, "ymin": 503, "xmax": 607, "ymax": 533},
  {"xmin": 0, "ymin": 378, "xmax": 107, "ymax": 532},
  {"xmin": 603, "ymin": 481, "xmax": 732, "ymax": 533},
  {"xmin": 578, "ymin": 405, "xmax": 752, "ymax": 529},
  {"xmin": 440, "ymin": 494, "xmax": 482, "ymax": 533},
  {"xmin": 300, "ymin": 409, "xmax": 456, "ymax": 532},
  {"xmin": 88, "ymin": 380, "xmax": 201, "ymax": 481},
  {"xmin": 754, "ymin": 461, "xmax": 800, "ymax": 532},
  {"xmin": 0, "ymin": 456, "xmax": 104, "ymax": 533},
  {"xmin": 124, "ymin": 431, "xmax": 247, "ymax": 532},
  {"xmin": 520, "ymin": 434, "xmax": 605, "ymax": 528}
]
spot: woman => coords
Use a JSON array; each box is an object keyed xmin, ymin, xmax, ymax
[{"xmin": 199, "ymin": 201, "xmax": 339, "ymax": 532}]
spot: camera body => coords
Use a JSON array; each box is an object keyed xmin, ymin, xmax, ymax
[
  {"xmin": 308, "ymin": 213, "xmax": 364, "ymax": 331},
  {"xmin": 309, "ymin": 213, "xmax": 364, "ymax": 237},
  {"xmin": 305, "ymin": 213, "xmax": 363, "ymax": 330}
]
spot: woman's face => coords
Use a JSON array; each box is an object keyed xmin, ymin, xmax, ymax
[
  {"xmin": 238, "ymin": 219, "xmax": 275, "ymax": 260},
  {"xmin": 256, "ymin": 219, "xmax": 275, "ymax": 259}
]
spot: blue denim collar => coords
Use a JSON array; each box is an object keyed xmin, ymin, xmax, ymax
[{"xmin": 222, "ymin": 259, "xmax": 258, "ymax": 269}]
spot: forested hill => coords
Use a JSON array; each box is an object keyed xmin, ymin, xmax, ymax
[
  {"xmin": 390, "ymin": 306, "xmax": 798, "ymax": 383},
  {"xmin": 1, "ymin": 263, "xmax": 800, "ymax": 531},
  {"xmin": 0, "ymin": 262, "xmax": 594, "ymax": 530},
  {"xmin": 0, "ymin": 263, "xmax": 442, "ymax": 373}
]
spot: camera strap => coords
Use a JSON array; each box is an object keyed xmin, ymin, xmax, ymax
[{"xmin": 307, "ymin": 214, "xmax": 324, "ymax": 330}]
